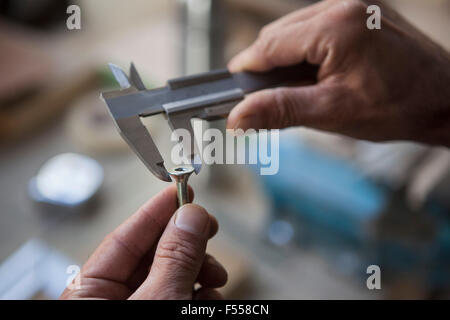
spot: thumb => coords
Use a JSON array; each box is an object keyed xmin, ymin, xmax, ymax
[
  {"xmin": 227, "ymin": 86, "xmax": 324, "ymax": 131},
  {"xmin": 130, "ymin": 204, "xmax": 212, "ymax": 300}
]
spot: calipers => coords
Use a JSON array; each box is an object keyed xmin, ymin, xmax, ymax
[{"xmin": 101, "ymin": 62, "xmax": 318, "ymax": 182}]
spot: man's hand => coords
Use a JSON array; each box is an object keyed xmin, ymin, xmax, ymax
[
  {"xmin": 227, "ymin": 0, "xmax": 450, "ymax": 146},
  {"xmin": 60, "ymin": 185, "xmax": 227, "ymax": 300}
]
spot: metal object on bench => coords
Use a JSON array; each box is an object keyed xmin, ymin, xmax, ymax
[{"xmin": 101, "ymin": 62, "xmax": 318, "ymax": 182}]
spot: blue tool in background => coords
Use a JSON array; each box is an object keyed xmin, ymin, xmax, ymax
[{"xmin": 249, "ymin": 133, "xmax": 450, "ymax": 290}]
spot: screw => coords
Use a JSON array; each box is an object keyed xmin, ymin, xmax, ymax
[{"xmin": 168, "ymin": 165, "xmax": 195, "ymax": 207}]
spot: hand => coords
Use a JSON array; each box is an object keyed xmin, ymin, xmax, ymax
[
  {"xmin": 227, "ymin": 0, "xmax": 450, "ymax": 146},
  {"xmin": 60, "ymin": 185, "xmax": 227, "ymax": 300}
]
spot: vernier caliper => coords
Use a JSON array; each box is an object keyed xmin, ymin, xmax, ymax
[{"xmin": 101, "ymin": 62, "xmax": 318, "ymax": 182}]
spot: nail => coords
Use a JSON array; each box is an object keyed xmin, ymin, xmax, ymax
[{"xmin": 175, "ymin": 204, "xmax": 208, "ymax": 235}]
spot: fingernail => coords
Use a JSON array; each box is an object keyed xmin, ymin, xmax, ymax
[{"xmin": 175, "ymin": 204, "xmax": 208, "ymax": 235}]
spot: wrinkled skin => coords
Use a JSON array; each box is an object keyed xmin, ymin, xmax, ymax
[
  {"xmin": 60, "ymin": 185, "xmax": 227, "ymax": 300},
  {"xmin": 227, "ymin": 0, "xmax": 450, "ymax": 147}
]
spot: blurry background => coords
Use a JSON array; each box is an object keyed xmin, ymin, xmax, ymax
[{"xmin": 0, "ymin": 0, "xmax": 450, "ymax": 299}]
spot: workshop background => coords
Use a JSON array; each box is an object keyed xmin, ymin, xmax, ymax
[{"xmin": 1, "ymin": 0, "xmax": 450, "ymax": 299}]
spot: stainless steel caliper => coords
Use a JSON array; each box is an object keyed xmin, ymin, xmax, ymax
[{"xmin": 101, "ymin": 62, "xmax": 318, "ymax": 182}]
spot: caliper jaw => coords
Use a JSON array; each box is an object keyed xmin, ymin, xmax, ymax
[
  {"xmin": 102, "ymin": 63, "xmax": 171, "ymax": 182},
  {"xmin": 115, "ymin": 115, "xmax": 171, "ymax": 182}
]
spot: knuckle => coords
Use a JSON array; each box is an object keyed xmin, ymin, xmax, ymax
[
  {"xmin": 342, "ymin": 0, "xmax": 365, "ymax": 11},
  {"xmin": 325, "ymin": 0, "xmax": 366, "ymax": 25},
  {"xmin": 259, "ymin": 24, "xmax": 272, "ymax": 38},
  {"xmin": 155, "ymin": 239, "xmax": 199, "ymax": 272},
  {"xmin": 105, "ymin": 232, "xmax": 144, "ymax": 260},
  {"xmin": 325, "ymin": 0, "xmax": 367, "ymax": 43},
  {"xmin": 337, "ymin": 0, "xmax": 367, "ymax": 23},
  {"xmin": 316, "ymin": 85, "xmax": 353, "ymax": 129},
  {"xmin": 273, "ymin": 88, "xmax": 299, "ymax": 127}
]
